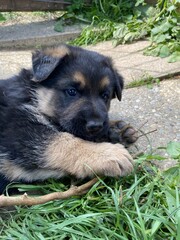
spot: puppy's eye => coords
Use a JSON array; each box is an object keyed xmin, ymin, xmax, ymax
[
  {"xmin": 66, "ymin": 88, "xmax": 77, "ymax": 97},
  {"xmin": 101, "ymin": 92, "xmax": 110, "ymax": 101}
]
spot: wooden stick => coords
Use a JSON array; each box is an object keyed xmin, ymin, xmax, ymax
[{"xmin": 0, "ymin": 178, "xmax": 98, "ymax": 207}]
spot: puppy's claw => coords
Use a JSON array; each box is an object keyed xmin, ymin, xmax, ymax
[{"xmin": 109, "ymin": 120, "xmax": 138, "ymax": 147}]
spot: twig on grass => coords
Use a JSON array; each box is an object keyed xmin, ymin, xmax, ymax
[{"xmin": 0, "ymin": 178, "xmax": 98, "ymax": 207}]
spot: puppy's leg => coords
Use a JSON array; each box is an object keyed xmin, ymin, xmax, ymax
[
  {"xmin": 1, "ymin": 133, "xmax": 134, "ymax": 183},
  {"xmin": 108, "ymin": 121, "xmax": 138, "ymax": 147},
  {"xmin": 43, "ymin": 132, "xmax": 134, "ymax": 179}
]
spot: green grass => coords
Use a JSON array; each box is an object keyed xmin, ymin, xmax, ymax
[
  {"xmin": 0, "ymin": 142, "xmax": 179, "ymax": 239},
  {"xmin": 125, "ymin": 73, "xmax": 160, "ymax": 89}
]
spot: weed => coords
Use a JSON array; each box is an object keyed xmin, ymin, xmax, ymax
[
  {"xmin": 56, "ymin": 0, "xmax": 179, "ymax": 62},
  {"xmin": 125, "ymin": 73, "xmax": 160, "ymax": 89}
]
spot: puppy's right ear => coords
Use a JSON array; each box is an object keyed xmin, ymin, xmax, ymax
[
  {"xmin": 113, "ymin": 71, "xmax": 124, "ymax": 101},
  {"xmin": 32, "ymin": 45, "xmax": 70, "ymax": 82}
]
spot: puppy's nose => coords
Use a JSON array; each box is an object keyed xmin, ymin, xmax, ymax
[{"xmin": 86, "ymin": 121, "xmax": 103, "ymax": 133}]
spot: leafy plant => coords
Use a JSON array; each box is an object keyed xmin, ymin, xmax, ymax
[
  {"xmin": 144, "ymin": 0, "xmax": 180, "ymax": 62},
  {"xmin": 56, "ymin": 0, "xmax": 180, "ymax": 62}
]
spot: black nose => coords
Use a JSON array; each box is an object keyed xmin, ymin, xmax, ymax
[{"xmin": 86, "ymin": 121, "xmax": 103, "ymax": 133}]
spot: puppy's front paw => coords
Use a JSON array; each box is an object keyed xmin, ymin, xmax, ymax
[
  {"xmin": 76, "ymin": 142, "xmax": 134, "ymax": 178},
  {"xmin": 95, "ymin": 143, "xmax": 134, "ymax": 177},
  {"xmin": 109, "ymin": 120, "xmax": 138, "ymax": 147},
  {"xmin": 44, "ymin": 133, "xmax": 134, "ymax": 180}
]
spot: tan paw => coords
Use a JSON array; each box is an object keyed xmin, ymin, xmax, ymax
[{"xmin": 75, "ymin": 142, "xmax": 134, "ymax": 178}]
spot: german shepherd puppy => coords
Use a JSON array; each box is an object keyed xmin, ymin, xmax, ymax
[{"xmin": 0, "ymin": 45, "xmax": 137, "ymax": 194}]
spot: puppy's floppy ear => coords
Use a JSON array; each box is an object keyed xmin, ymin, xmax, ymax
[
  {"xmin": 32, "ymin": 52, "xmax": 59, "ymax": 82},
  {"xmin": 102, "ymin": 57, "xmax": 124, "ymax": 101},
  {"xmin": 32, "ymin": 45, "xmax": 70, "ymax": 82},
  {"xmin": 113, "ymin": 71, "xmax": 124, "ymax": 101}
]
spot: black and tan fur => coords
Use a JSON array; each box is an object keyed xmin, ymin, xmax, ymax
[{"xmin": 0, "ymin": 45, "xmax": 137, "ymax": 194}]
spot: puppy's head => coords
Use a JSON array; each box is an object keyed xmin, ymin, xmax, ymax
[{"xmin": 31, "ymin": 45, "xmax": 124, "ymax": 141}]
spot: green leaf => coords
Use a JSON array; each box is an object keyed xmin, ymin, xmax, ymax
[
  {"xmin": 135, "ymin": 0, "xmax": 144, "ymax": 7},
  {"xmin": 147, "ymin": 45, "xmax": 162, "ymax": 57},
  {"xmin": 159, "ymin": 45, "xmax": 171, "ymax": 58},
  {"xmin": 164, "ymin": 190, "xmax": 177, "ymax": 213},
  {"xmin": 163, "ymin": 166, "xmax": 180, "ymax": 185},
  {"xmin": 151, "ymin": 220, "xmax": 162, "ymax": 235},
  {"xmin": 167, "ymin": 5, "xmax": 176, "ymax": 12},
  {"xmin": 161, "ymin": 21, "xmax": 173, "ymax": 33},
  {"xmin": 151, "ymin": 26, "xmax": 161, "ymax": 35},
  {"xmin": 0, "ymin": 13, "xmax": 6, "ymax": 21},
  {"xmin": 177, "ymin": 208, "xmax": 180, "ymax": 240},
  {"xmin": 151, "ymin": 21, "xmax": 172, "ymax": 35},
  {"xmin": 124, "ymin": 32, "xmax": 136, "ymax": 42},
  {"xmin": 155, "ymin": 34, "xmax": 170, "ymax": 43},
  {"xmin": 168, "ymin": 51, "xmax": 180, "ymax": 62},
  {"xmin": 54, "ymin": 20, "xmax": 64, "ymax": 32},
  {"xmin": 146, "ymin": 154, "xmax": 166, "ymax": 160},
  {"xmin": 113, "ymin": 24, "xmax": 128, "ymax": 39},
  {"xmin": 146, "ymin": 6, "xmax": 157, "ymax": 17},
  {"xmin": 166, "ymin": 141, "xmax": 180, "ymax": 158}
]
